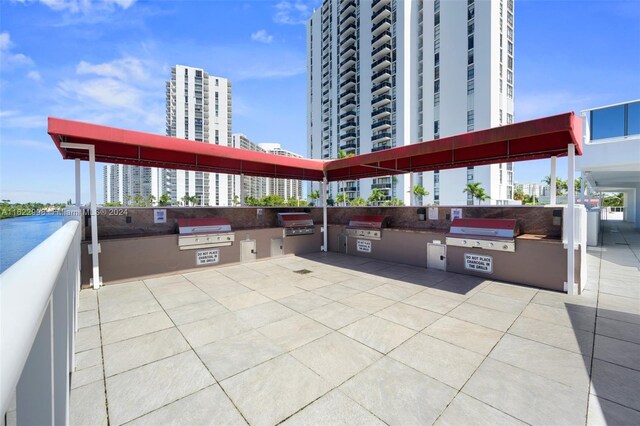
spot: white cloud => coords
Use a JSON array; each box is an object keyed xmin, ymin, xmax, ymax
[
  {"xmin": 274, "ymin": 1, "xmax": 315, "ymax": 25},
  {"xmin": 76, "ymin": 56, "xmax": 147, "ymax": 80},
  {"xmin": 0, "ymin": 32, "xmax": 35, "ymax": 69},
  {"xmin": 51, "ymin": 55, "xmax": 165, "ymax": 132},
  {"xmin": 27, "ymin": 70, "xmax": 42, "ymax": 81},
  {"xmin": 12, "ymin": 0, "xmax": 137, "ymax": 14},
  {"xmin": 251, "ymin": 30, "xmax": 274, "ymax": 44}
]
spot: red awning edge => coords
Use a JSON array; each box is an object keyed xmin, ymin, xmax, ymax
[{"xmin": 48, "ymin": 112, "xmax": 582, "ymax": 182}]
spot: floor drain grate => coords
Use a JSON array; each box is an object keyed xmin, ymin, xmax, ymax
[{"xmin": 293, "ymin": 269, "xmax": 313, "ymax": 275}]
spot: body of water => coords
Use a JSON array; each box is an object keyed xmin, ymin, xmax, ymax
[{"xmin": 0, "ymin": 214, "xmax": 66, "ymax": 273}]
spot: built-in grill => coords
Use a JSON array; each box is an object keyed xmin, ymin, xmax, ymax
[
  {"xmin": 346, "ymin": 215, "xmax": 389, "ymax": 240},
  {"xmin": 446, "ymin": 218, "xmax": 520, "ymax": 252},
  {"xmin": 177, "ymin": 218, "xmax": 235, "ymax": 250},
  {"xmin": 278, "ymin": 213, "xmax": 315, "ymax": 236}
]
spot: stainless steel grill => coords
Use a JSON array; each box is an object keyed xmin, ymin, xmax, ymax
[
  {"xmin": 177, "ymin": 218, "xmax": 235, "ymax": 250},
  {"xmin": 346, "ymin": 215, "xmax": 389, "ymax": 240},
  {"xmin": 446, "ymin": 218, "xmax": 520, "ymax": 252},
  {"xmin": 277, "ymin": 213, "xmax": 315, "ymax": 236}
]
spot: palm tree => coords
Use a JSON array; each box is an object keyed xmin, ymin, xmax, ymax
[
  {"xmin": 368, "ymin": 188, "xmax": 386, "ymax": 206},
  {"xmin": 134, "ymin": 194, "xmax": 144, "ymax": 206},
  {"xmin": 336, "ymin": 192, "xmax": 348, "ymax": 206},
  {"xmin": 158, "ymin": 193, "xmax": 171, "ymax": 206},
  {"xmin": 308, "ymin": 190, "xmax": 321, "ymax": 206},
  {"xmin": 542, "ymin": 176, "xmax": 568, "ymax": 196},
  {"xmin": 463, "ymin": 182, "xmax": 490, "ymax": 205},
  {"xmin": 146, "ymin": 194, "xmax": 156, "ymax": 207},
  {"xmin": 412, "ymin": 185, "xmax": 429, "ymax": 206},
  {"xmin": 351, "ymin": 197, "xmax": 367, "ymax": 206}
]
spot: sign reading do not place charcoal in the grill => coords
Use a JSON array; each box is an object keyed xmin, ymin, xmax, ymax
[
  {"xmin": 464, "ymin": 253, "xmax": 493, "ymax": 273},
  {"xmin": 196, "ymin": 249, "xmax": 219, "ymax": 265},
  {"xmin": 356, "ymin": 239, "xmax": 372, "ymax": 253}
]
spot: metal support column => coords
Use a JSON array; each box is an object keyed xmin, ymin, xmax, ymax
[
  {"xmin": 550, "ymin": 156, "xmax": 557, "ymax": 205},
  {"xmin": 240, "ymin": 173, "xmax": 245, "ymax": 207},
  {"xmin": 322, "ymin": 177, "xmax": 328, "ymax": 252},
  {"xmin": 567, "ymin": 144, "xmax": 576, "ymax": 295},
  {"xmin": 61, "ymin": 143, "xmax": 101, "ymax": 288},
  {"xmin": 74, "ymin": 159, "xmax": 81, "ymax": 207}
]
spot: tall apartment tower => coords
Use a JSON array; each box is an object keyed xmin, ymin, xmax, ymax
[
  {"xmin": 307, "ymin": 0, "xmax": 515, "ymax": 205},
  {"xmin": 103, "ymin": 164, "xmax": 159, "ymax": 205},
  {"xmin": 164, "ymin": 65, "xmax": 233, "ymax": 206},
  {"xmin": 232, "ymin": 133, "xmax": 267, "ymax": 202},
  {"xmin": 259, "ymin": 143, "xmax": 304, "ymax": 201}
]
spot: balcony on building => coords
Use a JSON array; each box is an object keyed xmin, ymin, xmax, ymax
[
  {"xmin": 340, "ymin": 77, "xmax": 357, "ymax": 90},
  {"xmin": 340, "ymin": 98, "xmax": 357, "ymax": 110},
  {"xmin": 339, "ymin": 45, "xmax": 357, "ymax": 60},
  {"xmin": 339, "ymin": 13, "xmax": 356, "ymax": 28},
  {"xmin": 371, "ymin": 106, "xmax": 392, "ymax": 119},
  {"xmin": 339, "ymin": 22, "xmax": 357, "ymax": 38},
  {"xmin": 371, "ymin": 69, "xmax": 391, "ymax": 84},
  {"xmin": 339, "ymin": 132, "xmax": 357, "ymax": 142},
  {"xmin": 341, "ymin": 88, "xmax": 357, "ymax": 100},
  {"xmin": 372, "ymin": 17, "xmax": 391, "ymax": 35},
  {"xmin": 371, "ymin": 81, "xmax": 391, "ymax": 97},
  {"xmin": 372, "ymin": 3, "xmax": 391, "ymax": 24},
  {"xmin": 371, "ymin": 31, "xmax": 391, "ymax": 49},
  {"xmin": 371, "ymin": 94, "xmax": 392, "ymax": 109},
  {"xmin": 340, "ymin": 33, "xmax": 357, "ymax": 48},
  {"xmin": 371, "ymin": 131, "xmax": 392, "ymax": 142},
  {"xmin": 340, "ymin": 110, "xmax": 357, "ymax": 121},
  {"xmin": 339, "ymin": 0, "xmax": 356, "ymax": 18},
  {"xmin": 340, "ymin": 66, "xmax": 356, "ymax": 80},
  {"xmin": 340, "ymin": 120, "xmax": 357, "ymax": 131},
  {"xmin": 372, "ymin": 43, "xmax": 392, "ymax": 60},
  {"xmin": 371, "ymin": 55, "xmax": 391, "ymax": 72},
  {"xmin": 371, "ymin": 118, "xmax": 392, "ymax": 131},
  {"xmin": 339, "ymin": 56, "xmax": 356, "ymax": 70}
]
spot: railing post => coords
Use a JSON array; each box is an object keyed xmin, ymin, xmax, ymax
[
  {"xmin": 53, "ymin": 260, "xmax": 71, "ymax": 425},
  {"xmin": 16, "ymin": 304, "xmax": 54, "ymax": 425}
]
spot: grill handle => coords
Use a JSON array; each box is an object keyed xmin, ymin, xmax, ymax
[{"xmin": 458, "ymin": 227, "xmax": 498, "ymax": 236}]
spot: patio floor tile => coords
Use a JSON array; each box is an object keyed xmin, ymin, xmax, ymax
[
  {"xmin": 339, "ymin": 316, "xmax": 416, "ymax": 354},
  {"xmin": 221, "ymin": 354, "xmax": 331, "ymax": 426},
  {"xmin": 291, "ymin": 332, "xmax": 382, "ymax": 386},
  {"xmin": 340, "ymin": 357, "xmax": 456, "ymax": 425},
  {"xmin": 423, "ymin": 316, "xmax": 503, "ymax": 356},
  {"xmin": 196, "ymin": 330, "xmax": 284, "ymax": 381},
  {"xmin": 390, "ymin": 333, "xmax": 484, "ymax": 390}
]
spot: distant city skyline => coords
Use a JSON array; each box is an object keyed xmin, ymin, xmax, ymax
[{"xmin": 1, "ymin": 0, "xmax": 639, "ymax": 203}]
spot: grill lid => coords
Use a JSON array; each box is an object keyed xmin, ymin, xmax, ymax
[
  {"xmin": 448, "ymin": 218, "xmax": 520, "ymax": 239},
  {"xmin": 277, "ymin": 213, "xmax": 314, "ymax": 227},
  {"xmin": 177, "ymin": 218, "xmax": 233, "ymax": 235},
  {"xmin": 347, "ymin": 215, "xmax": 389, "ymax": 229}
]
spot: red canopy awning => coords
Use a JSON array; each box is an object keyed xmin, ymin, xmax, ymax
[
  {"xmin": 324, "ymin": 112, "xmax": 582, "ymax": 181},
  {"xmin": 48, "ymin": 112, "xmax": 582, "ymax": 182}
]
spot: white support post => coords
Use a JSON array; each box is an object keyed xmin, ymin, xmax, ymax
[
  {"xmin": 550, "ymin": 156, "xmax": 557, "ymax": 205},
  {"xmin": 409, "ymin": 173, "xmax": 415, "ymax": 206},
  {"xmin": 322, "ymin": 177, "xmax": 328, "ymax": 252},
  {"xmin": 74, "ymin": 159, "xmax": 81, "ymax": 207},
  {"xmin": 580, "ymin": 174, "xmax": 586, "ymax": 205},
  {"xmin": 567, "ymin": 144, "xmax": 576, "ymax": 295},
  {"xmin": 61, "ymin": 143, "xmax": 101, "ymax": 289},
  {"xmin": 240, "ymin": 173, "xmax": 245, "ymax": 207}
]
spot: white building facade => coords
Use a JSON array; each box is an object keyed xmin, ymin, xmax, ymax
[
  {"xmin": 307, "ymin": 0, "xmax": 515, "ymax": 205},
  {"xmin": 231, "ymin": 133, "xmax": 267, "ymax": 202},
  {"xmin": 103, "ymin": 164, "xmax": 160, "ymax": 205},
  {"xmin": 259, "ymin": 143, "xmax": 304, "ymax": 201},
  {"xmin": 164, "ymin": 65, "xmax": 233, "ymax": 206}
]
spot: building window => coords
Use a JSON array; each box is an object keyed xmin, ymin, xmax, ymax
[
  {"xmin": 468, "ymin": 50, "xmax": 474, "ymax": 65},
  {"xmin": 467, "ymin": 110, "xmax": 475, "ymax": 131},
  {"xmin": 434, "ymin": 66, "xmax": 440, "ymax": 80},
  {"xmin": 434, "ymin": 80, "xmax": 440, "ymax": 93},
  {"xmin": 468, "ymin": 36, "xmax": 474, "ymax": 50},
  {"xmin": 467, "ymin": 79, "xmax": 474, "ymax": 95},
  {"xmin": 507, "ymin": 84, "xmax": 513, "ymax": 99},
  {"xmin": 507, "ymin": 113, "xmax": 513, "ymax": 124},
  {"xmin": 434, "ymin": 120, "xmax": 439, "ymax": 134},
  {"xmin": 467, "ymin": 65, "xmax": 474, "ymax": 80},
  {"xmin": 507, "ymin": 70, "xmax": 513, "ymax": 84}
]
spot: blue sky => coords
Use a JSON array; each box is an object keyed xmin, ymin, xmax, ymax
[{"xmin": 1, "ymin": 0, "xmax": 638, "ymax": 203}]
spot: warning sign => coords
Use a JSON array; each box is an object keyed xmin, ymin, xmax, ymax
[
  {"xmin": 464, "ymin": 253, "xmax": 493, "ymax": 273},
  {"xmin": 356, "ymin": 239, "xmax": 372, "ymax": 253},
  {"xmin": 196, "ymin": 249, "xmax": 219, "ymax": 265}
]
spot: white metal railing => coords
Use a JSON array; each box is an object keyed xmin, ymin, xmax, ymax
[{"xmin": 1, "ymin": 219, "xmax": 81, "ymax": 425}]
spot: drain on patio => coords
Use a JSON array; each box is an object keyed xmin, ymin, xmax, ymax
[{"xmin": 293, "ymin": 269, "xmax": 313, "ymax": 274}]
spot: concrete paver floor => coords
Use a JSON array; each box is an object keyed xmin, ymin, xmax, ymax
[{"xmin": 68, "ymin": 221, "xmax": 640, "ymax": 426}]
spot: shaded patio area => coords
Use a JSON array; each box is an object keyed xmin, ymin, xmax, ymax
[{"xmin": 60, "ymin": 222, "xmax": 639, "ymax": 425}]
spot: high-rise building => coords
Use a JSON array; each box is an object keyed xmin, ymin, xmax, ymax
[
  {"xmin": 307, "ymin": 0, "xmax": 515, "ymax": 205},
  {"xmin": 259, "ymin": 143, "xmax": 304, "ymax": 201},
  {"xmin": 103, "ymin": 164, "xmax": 159, "ymax": 205},
  {"xmin": 231, "ymin": 133, "xmax": 267, "ymax": 202},
  {"xmin": 164, "ymin": 65, "xmax": 233, "ymax": 205}
]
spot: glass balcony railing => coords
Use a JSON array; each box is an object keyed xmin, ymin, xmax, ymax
[{"xmin": 589, "ymin": 100, "xmax": 640, "ymax": 141}]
